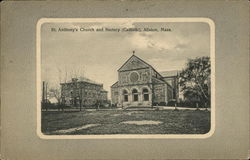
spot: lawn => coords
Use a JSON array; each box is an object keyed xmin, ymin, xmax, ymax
[{"xmin": 41, "ymin": 109, "xmax": 210, "ymax": 135}]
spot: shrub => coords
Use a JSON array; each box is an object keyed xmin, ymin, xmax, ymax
[
  {"xmin": 167, "ymin": 100, "xmax": 176, "ymax": 106},
  {"xmin": 152, "ymin": 102, "xmax": 159, "ymax": 106},
  {"xmin": 177, "ymin": 100, "xmax": 210, "ymax": 108},
  {"xmin": 159, "ymin": 102, "xmax": 167, "ymax": 106}
]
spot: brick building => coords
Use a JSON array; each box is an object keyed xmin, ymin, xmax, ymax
[
  {"xmin": 111, "ymin": 54, "xmax": 179, "ymax": 108},
  {"xmin": 61, "ymin": 77, "xmax": 108, "ymax": 107}
]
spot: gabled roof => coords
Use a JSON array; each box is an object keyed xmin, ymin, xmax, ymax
[
  {"xmin": 111, "ymin": 81, "xmax": 118, "ymax": 88},
  {"xmin": 61, "ymin": 77, "xmax": 102, "ymax": 86},
  {"xmin": 160, "ymin": 70, "xmax": 180, "ymax": 77},
  {"xmin": 118, "ymin": 55, "xmax": 151, "ymax": 71},
  {"xmin": 118, "ymin": 55, "xmax": 164, "ymax": 78},
  {"xmin": 152, "ymin": 77, "xmax": 172, "ymax": 88},
  {"xmin": 152, "ymin": 77, "xmax": 165, "ymax": 84}
]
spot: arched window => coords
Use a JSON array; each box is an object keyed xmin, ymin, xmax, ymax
[
  {"xmin": 132, "ymin": 89, "xmax": 138, "ymax": 102},
  {"xmin": 122, "ymin": 90, "xmax": 128, "ymax": 102},
  {"xmin": 142, "ymin": 88, "xmax": 149, "ymax": 101}
]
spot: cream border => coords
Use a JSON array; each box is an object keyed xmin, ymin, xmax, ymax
[{"xmin": 36, "ymin": 18, "xmax": 215, "ymax": 139}]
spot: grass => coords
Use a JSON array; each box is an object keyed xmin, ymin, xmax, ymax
[{"xmin": 41, "ymin": 109, "xmax": 210, "ymax": 135}]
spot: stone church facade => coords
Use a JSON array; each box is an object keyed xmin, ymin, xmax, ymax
[{"xmin": 111, "ymin": 55, "xmax": 178, "ymax": 108}]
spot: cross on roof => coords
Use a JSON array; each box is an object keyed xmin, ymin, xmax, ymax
[{"xmin": 132, "ymin": 50, "xmax": 135, "ymax": 55}]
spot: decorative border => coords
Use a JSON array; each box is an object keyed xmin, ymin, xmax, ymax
[{"xmin": 36, "ymin": 18, "xmax": 215, "ymax": 139}]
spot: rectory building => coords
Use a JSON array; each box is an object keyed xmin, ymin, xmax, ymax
[{"xmin": 61, "ymin": 77, "xmax": 108, "ymax": 107}]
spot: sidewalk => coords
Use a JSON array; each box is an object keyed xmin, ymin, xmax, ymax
[
  {"xmin": 124, "ymin": 106, "xmax": 210, "ymax": 111},
  {"xmin": 160, "ymin": 106, "xmax": 211, "ymax": 111}
]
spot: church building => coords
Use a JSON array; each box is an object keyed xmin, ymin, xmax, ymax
[{"xmin": 111, "ymin": 54, "xmax": 179, "ymax": 108}]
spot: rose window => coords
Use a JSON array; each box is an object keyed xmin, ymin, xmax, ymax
[{"xmin": 130, "ymin": 72, "xmax": 139, "ymax": 82}]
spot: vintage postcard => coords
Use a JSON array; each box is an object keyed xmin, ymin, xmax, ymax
[
  {"xmin": 1, "ymin": 1, "xmax": 249, "ymax": 160},
  {"xmin": 37, "ymin": 18, "xmax": 215, "ymax": 139}
]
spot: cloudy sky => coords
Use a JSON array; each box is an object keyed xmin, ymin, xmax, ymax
[{"xmin": 41, "ymin": 21, "xmax": 210, "ymax": 98}]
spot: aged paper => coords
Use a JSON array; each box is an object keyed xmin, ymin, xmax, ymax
[{"xmin": 1, "ymin": 1, "xmax": 249, "ymax": 160}]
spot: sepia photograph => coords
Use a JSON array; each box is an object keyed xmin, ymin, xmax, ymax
[{"xmin": 37, "ymin": 18, "xmax": 215, "ymax": 138}]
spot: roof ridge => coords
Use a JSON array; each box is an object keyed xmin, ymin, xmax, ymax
[
  {"xmin": 159, "ymin": 70, "xmax": 180, "ymax": 72},
  {"xmin": 64, "ymin": 76, "xmax": 102, "ymax": 85},
  {"xmin": 118, "ymin": 54, "xmax": 163, "ymax": 77},
  {"xmin": 160, "ymin": 70, "xmax": 180, "ymax": 77},
  {"xmin": 118, "ymin": 54, "xmax": 151, "ymax": 71}
]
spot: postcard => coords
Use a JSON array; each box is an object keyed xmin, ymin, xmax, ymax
[
  {"xmin": 37, "ymin": 18, "xmax": 215, "ymax": 139},
  {"xmin": 1, "ymin": 1, "xmax": 249, "ymax": 160}
]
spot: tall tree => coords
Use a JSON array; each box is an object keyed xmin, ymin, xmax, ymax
[{"xmin": 179, "ymin": 56, "xmax": 211, "ymax": 105}]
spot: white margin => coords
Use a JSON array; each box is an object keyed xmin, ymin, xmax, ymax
[{"xmin": 36, "ymin": 18, "xmax": 215, "ymax": 139}]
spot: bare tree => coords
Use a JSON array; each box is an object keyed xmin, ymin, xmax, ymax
[
  {"xmin": 48, "ymin": 65, "xmax": 86, "ymax": 109},
  {"xmin": 46, "ymin": 68, "xmax": 63, "ymax": 106},
  {"xmin": 68, "ymin": 65, "xmax": 85, "ymax": 80},
  {"xmin": 49, "ymin": 87, "xmax": 61, "ymax": 105},
  {"xmin": 64, "ymin": 66, "xmax": 68, "ymax": 83}
]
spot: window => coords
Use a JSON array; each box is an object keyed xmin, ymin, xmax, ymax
[
  {"xmin": 132, "ymin": 89, "xmax": 138, "ymax": 101},
  {"xmin": 123, "ymin": 90, "xmax": 128, "ymax": 102},
  {"xmin": 142, "ymin": 88, "xmax": 149, "ymax": 101},
  {"xmin": 130, "ymin": 72, "xmax": 139, "ymax": 83}
]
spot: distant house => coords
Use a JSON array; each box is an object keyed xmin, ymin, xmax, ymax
[
  {"xmin": 61, "ymin": 77, "xmax": 108, "ymax": 107},
  {"xmin": 111, "ymin": 54, "xmax": 180, "ymax": 108},
  {"xmin": 48, "ymin": 97, "xmax": 58, "ymax": 104}
]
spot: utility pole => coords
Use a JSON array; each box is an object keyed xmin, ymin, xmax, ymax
[
  {"xmin": 80, "ymin": 87, "xmax": 82, "ymax": 111},
  {"xmin": 45, "ymin": 82, "xmax": 48, "ymax": 103},
  {"xmin": 42, "ymin": 81, "xmax": 45, "ymax": 103},
  {"xmin": 42, "ymin": 81, "xmax": 45, "ymax": 111},
  {"xmin": 176, "ymin": 71, "xmax": 180, "ymax": 104},
  {"xmin": 44, "ymin": 81, "xmax": 48, "ymax": 111}
]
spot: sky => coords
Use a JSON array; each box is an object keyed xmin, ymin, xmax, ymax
[{"xmin": 41, "ymin": 21, "xmax": 210, "ymax": 98}]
